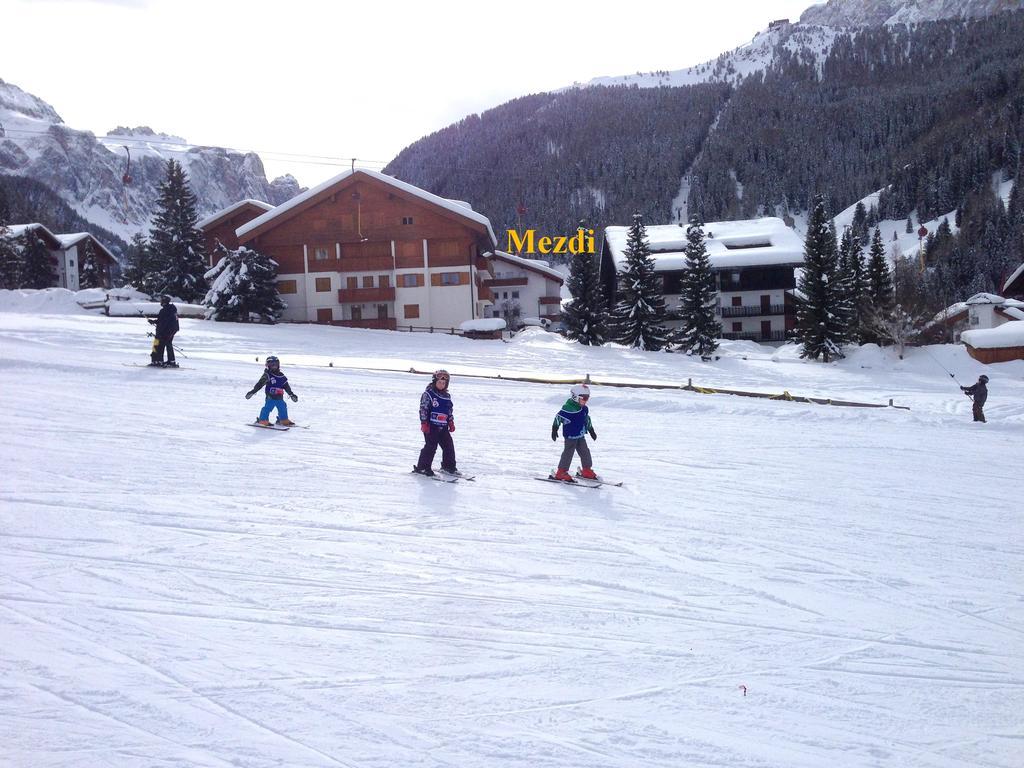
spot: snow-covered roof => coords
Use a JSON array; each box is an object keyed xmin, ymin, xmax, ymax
[
  {"xmin": 4, "ymin": 223, "xmax": 62, "ymax": 248},
  {"xmin": 962, "ymin": 322, "xmax": 1024, "ymax": 350},
  {"xmin": 197, "ymin": 199, "xmax": 273, "ymax": 230},
  {"xmin": 998, "ymin": 306, "xmax": 1024, "ymax": 321},
  {"xmin": 55, "ymin": 232, "xmax": 116, "ymax": 262},
  {"xmin": 485, "ymin": 250, "xmax": 564, "ymax": 283},
  {"xmin": 236, "ymin": 168, "xmax": 497, "ymax": 246},
  {"xmin": 604, "ymin": 217, "xmax": 804, "ymax": 271},
  {"xmin": 965, "ymin": 292, "xmax": 1007, "ymax": 306}
]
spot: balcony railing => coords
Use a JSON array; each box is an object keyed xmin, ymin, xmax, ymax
[
  {"xmin": 337, "ymin": 286, "xmax": 396, "ymax": 303},
  {"xmin": 722, "ymin": 330, "xmax": 788, "ymax": 342},
  {"xmin": 718, "ymin": 303, "xmax": 788, "ymax": 318},
  {"xmin": 484, "ymin": 277, "xmax": 529, "ymax": 287}
]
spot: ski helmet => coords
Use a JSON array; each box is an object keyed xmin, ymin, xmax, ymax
[
  {"xmin": 432, "ymin": 369, "xmax": 450, "ymax": 385},
  {"xmin": 570, "ymin": 383, "xmax": 591, "ymax": 402},
  {"xmin": 979, "ymin": 374, "xmax": 989, "ymax": 383},
  {"xmin": 266, "ymin": 355, "xmax": 280, "ymax": 369}
]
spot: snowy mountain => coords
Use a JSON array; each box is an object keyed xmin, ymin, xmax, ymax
[
  {"xmin": 0, "ymin": 79, "xmax": 301, "ymax": 243},
  {"xmin": 800, "ymin": 0, "xmax": 1024, "ymax": 27},
  {"xmin": 583, "ymin": 0, "xmax": 1023, "ymax": 90}
]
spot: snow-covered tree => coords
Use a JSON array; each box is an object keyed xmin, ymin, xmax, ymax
[
  {"xmin": 674, "ymin": 217, "xmax": 720, "ymax": 358},
  {"xmin": 562, "ymin": 231, "xmax": 607, "ymax": 345},
  {"xmin": 19, "ymin": 228, "xmax": 56, "ymax": 289},
  {"xmin": 203, "ymin": 243, "xmax": 286, "ymax": 323},
  {"xmin": 794, "ymin": 195, "xmax": 852, "ymax": 362},
  {"xmin": 610, "ymin": 213, "xmax": 668, "ymax": 351},
  {"xmin": 0, "ymin": 193, "xmax": 19, "ymax": 289},
  {"xmin": 863, "ymin": 302, "xmax": 921, "ymax": 359},
  {"xmin": 78, "ymin": 240, "xmax": 103, "ymax": 289},
  {"xmin": 837, "ymin": 226, "xmax": 866, "ymax": 342},
  {"xmin": 120, "ymin": 233, "xmax": 157, "ymax": 292},
  {"xmin": 149, "ymin": 160, "xmax": 207, "ymax": 302},
  {"xmin": 865, "ymin": 227, "xmax": 894, "ymax": 313}
]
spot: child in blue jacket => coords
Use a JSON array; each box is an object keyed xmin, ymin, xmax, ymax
[
  {"xmin": 414, "ymin": 369, "xmax": 458, "ymax": 477},
  {"xmin": 245, "ymin": 355, "xmax": 298, "ymax": 426},
  {"xmin": 551, "ymin": 383, "xmax": 598, "ymax": 481}
]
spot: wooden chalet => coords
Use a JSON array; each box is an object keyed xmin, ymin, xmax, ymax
[
  {"xmin": 198, "ymin": 199, "xmax": 274, "ymax": 261},
  {"xmin": 235, "ymin": 169, "xmax": 497, "ymax": 329}
]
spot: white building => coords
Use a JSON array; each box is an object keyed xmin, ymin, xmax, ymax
[
  {"xmin": 601, "ymin": 217, "xmax": 805, "ymax": 343},
  {"xmin": 483, "ymin": 250, "xmax": 564, "ymax": 327},
  {"xmin": 5, "ymin": 223, "xmax": 117, "ymax": 289}
]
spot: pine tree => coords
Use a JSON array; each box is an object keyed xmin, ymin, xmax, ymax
[
  {"xmin": 837, "ymin": 226, "xmax": 866, "ymax": 342},
  {"xmin": 19, "ymin": 228, "xmax": 56, "ymax": 289},
  {"xmin": 148, "ymin": 160, "xmax": 207, "ymax": 302},
  {"xmin": 610, "ymin": 213, "xmax": 669, "ymax": 351},
  {"xmin": 865, "ymin": 227, "xmax": 894, "ymax": 312},
  {"xmin": 203, "ymin": 243, "xmax": 286, "ymax": 323},
  {"xmin": 0, "ymin": 188, "xmax": 19, "ymax": 289},
  {"xmin": 121, "ymin": 233, "xmax": 156, "ymax": 292},
  {"xmin": 674, "ymin": 216, "xmax": 720, "ymax": 357},
  {"xmin": 794, "ymin": 195, "xmax": 852, "ymax": 362},
  {"xmin": 561, "ymin": 226, "xmax": 607, "ymax": 345},
  {"xmin": 851, "ymin": 201, "xmax": 869, "ymax": 246},
  {"xmin": 78, "ymin": 240, "xmax": 103, "ymax": 289}
]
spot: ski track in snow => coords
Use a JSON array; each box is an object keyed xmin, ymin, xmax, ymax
[{"xmin": 2, "ymin": 313, "xmax": 1022, "ymax": 767}]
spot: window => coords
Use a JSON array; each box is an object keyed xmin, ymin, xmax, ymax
[
  {"xmin": 402, "ymin": 216, "xmax": 414, "ymax": 225},
  {"xmin": 379, "ymin": 275, "xmax": 390, "ymax": 288},
  {"xmin": 317, "ymin": 308, "xmax": 333, "ymax": 323},
  {"xmin": 362, "ymin": 276, "xmax": 374, "ymax": 288},
  {"xmin": 278, "ymin": 280, "xmax": 298, "ymax": 294},
  {"xmin": 732, "ymin": 322, "xmax": 742, "ymax": 332},
  {"xmin": 70, "ymin": 260, "xmax": 75, "ymax": 267},
  {"xmin": 731, "ymin": 296, "xmax": 742, "ymax": 306},
  {"xmin": 502, "ymin": 292, "xmax": 508, "ymax": 299},
  {"xmin": 347, "ymin": 276, "xmax": 358, "ymax": 289},
  {"xmin": 315, "ymin": 277, "xmax": 331, "ymax": 292},
  {"xmin": 511, "ymin": 291, "xmax": 520, "ymax": 299},
  {"xmin": 404, "ymin": 304, "xmax": 420, "ymax": 319},
  {"xmin": 314, "ymin": 247, "xmax": 330, "ymax": 261},
  {"xmin": 399, "ymin": 273, "xmax": 421, "ymax": 288},
  {"xmin": 440, "ymin": 272, "xmax": 460, "ymax": 286}
]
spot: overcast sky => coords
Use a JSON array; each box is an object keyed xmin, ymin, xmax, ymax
[{"xmin": 2, "ymin": 0, "xmax": 816, "ymax": 187}]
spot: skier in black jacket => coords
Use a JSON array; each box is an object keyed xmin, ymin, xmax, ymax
[
  {"xmin": 148, "ymin": 295, "xmax": 180, "ymax": 367},
  {"xmin": 960, "ymin": 374, "xmax": 989, "ymax": 423}
]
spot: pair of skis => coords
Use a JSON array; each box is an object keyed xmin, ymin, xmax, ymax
[
  {"xmin": 536, "ymin": 470, "xmax": 623, "ymax": 488},
  {"xmin": 248, "ymin": 422, "xmax": 309, "ymax": 431},
  {"xmin": 410, "ymin": 468, "xmax": 621, "ymax": 487},
  {"xmin": 411, "ymin": 467, "xmax": 475, "ymax": 482}
]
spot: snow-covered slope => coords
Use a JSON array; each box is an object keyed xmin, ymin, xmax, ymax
[
  {"xmin": 800, "ymin": 0, "xmax": 1024, "ymax": 27},
  {"xmin": 582, "ymin": 0, "xmax": 1023, "ymax": 90},
  {"xmin": 0, "ymin": 79, "xmax": 301, "ymax": 242},
  {"xmin": 2, "ymin": 306, "xmax": 1022, "ymax": 767}
]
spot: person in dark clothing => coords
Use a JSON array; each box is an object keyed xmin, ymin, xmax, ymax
[
  {"xmin": 148, "ymin": 295, "xmax": 180, "ymax": 367},
  {"xmin": 961, "ymin": 374, "xmax": 989, "ymax": 423},
  {"xmin": 413, "ymin": 369, "xmax": 457, "ymax": 477},
  {"xmin": 245, "ymin": 355, "xmax": 298, "ymax": 426}
]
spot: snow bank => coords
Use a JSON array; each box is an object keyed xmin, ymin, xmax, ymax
[
  {"xmin": 459, "ymin": 318, "xmax": 506, "ymax": 332},
  {"xmin": 0, "ymin": 288, "xmax": 90, "ymax": 314},
  {"xmin": 107, "ymin": 301, "xmax": 207, "ymax": 318}
]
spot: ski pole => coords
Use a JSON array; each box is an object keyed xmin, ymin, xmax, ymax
[{"xmin": 146, "ymin": 331, "xmax": 189, "ymax": 359}]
